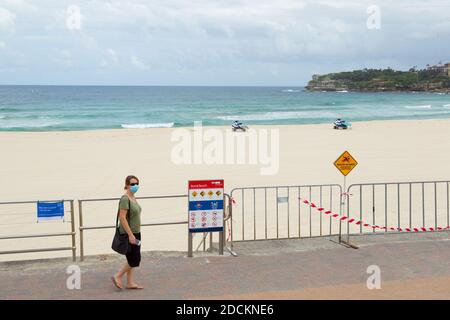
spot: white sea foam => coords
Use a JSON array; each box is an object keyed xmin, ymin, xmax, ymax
[
  {"xmin": 443, "ymin": 104, "xmax": 450, "ymax": 108},
  {"xmin": 404, "ymin": 105, "xmax": 432, "ymax": 109},
  {"xmin": 0, "ymin": 121, "xmax": 59, "ymax": 129},
  {"xmin": 218, "ymin": 111, "xmax": 338, "ymax": 121},
  {"xmin": 121, "ymin": 122, "xmax": 174, "ymax": 129},
  {"xmin": 281, "ymin": 89, "xmax": 300, "ymax": 93},
  {"xmin": 0, "ymin": 115, "xmax": 5, "ymax": 119}
]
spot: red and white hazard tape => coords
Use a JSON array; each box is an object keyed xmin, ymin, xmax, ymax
[
  {"xmin": 225, "ymin": 197, "xmax": 236, "ymax": 242},
  {"xmin": 299, "ymin": 198, "xmax": 450, "ymax": 232}
]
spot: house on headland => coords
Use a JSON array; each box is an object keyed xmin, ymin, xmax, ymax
[{"xmin": 427, "ymin": 63, "xmax": 450, "ymax": 76}]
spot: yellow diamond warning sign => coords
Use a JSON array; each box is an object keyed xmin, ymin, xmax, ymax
[
  {"xmin": 192, "ymin": 191, "xmax": 198, "ymax": 197},
  {"xmin": 334, "ymin": 151, "xmax": 358, "ymax": 176}
]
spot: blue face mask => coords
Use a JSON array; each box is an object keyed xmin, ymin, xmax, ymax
[{"xmin": 130, "ymin": 185, "xmax": 139, "ymax": 194}]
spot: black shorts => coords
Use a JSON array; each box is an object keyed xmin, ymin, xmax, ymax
[{"xmin": 126, "ymin": 233, "xmax": 141, "ymax": 268}]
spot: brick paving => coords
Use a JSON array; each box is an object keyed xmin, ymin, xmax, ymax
[{"xmin": 1, "ymin": 234, "xmax": 450, "ymax": 299}]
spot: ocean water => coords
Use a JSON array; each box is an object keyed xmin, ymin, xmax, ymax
[{"xmin": 0, "ymin": 85, "xmax": 449, "ymax": 131}]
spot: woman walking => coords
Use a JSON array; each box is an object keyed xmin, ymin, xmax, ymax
[{"xmin": 111, "ymin": 175, "xmax": 144, "ymax": 290}]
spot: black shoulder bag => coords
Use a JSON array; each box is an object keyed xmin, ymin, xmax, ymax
[{"xmin": 111, "ymin": 197, "xmax": 131, "ymax": 255}]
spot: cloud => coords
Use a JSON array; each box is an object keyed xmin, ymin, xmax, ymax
[
  {"xmin": 107, "ymin": 49, "xmax": 119, "ymax": 65},
  {"xmin": 0, "ymin": 6, "xmax": 15, "ymax": 33},
  {"xmin": 1, "ymin": 0, "xmax": 38, "ymax": 12},
  {"xmin": 0, "ymin": 0, "xmax": 449, "ymax": 85},
  {"xmin": 130, "ymin": 55, "xmax": 149, "ymax": 70},
  {"xmin": 99, "ymin": 48, "xmax": 120, "ymax": 67}
]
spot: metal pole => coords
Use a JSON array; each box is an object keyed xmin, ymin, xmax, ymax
[
  {"xmin": 329, "ymin": 186, "xmax": 333, "ymax": 236},
  {"xmin": 253, "ymin": 188, "xmax": 256, "ymax": 240},
  {"xmin": 309, "ymin": 186, "xmax": 312, "ymax": 237},
  {"xmin": 230, "ymin": 194, "xmax": 234, "ymax": 251},
  {"xmin": 447, "ymin": 182, "xmax": 449, "ymax": 228},
  {"xmin": 265, "ymin": 188, "xmax": 268, "ymax": 239},
  {"xmin": 435, "ymin": 182, "xmax": 438, "ymax": 229},
  {"xmin": 187, "ymin": 188, "xmax": 192, "ymax": 257},
  {"xmin": 202, "ymin": 232, "xmax": 206, "ymax": 252},
  {"xmin": 219, "ymin": 231, "xmax": 224, "ymax": 255},
  {"xmin": 188, "ymin": 232, "xmax": 193, "ymax": 257},
  {"xmin": 384, "ymin": 184, "xmax": 387, "ymax": 233},
  {"xmin": 398, "ymin": 183, "xmax": 401, "ymax": 230},
  {"xmin": 339, "ymin": 185, "xmax": 342, "ymax": 243},
  {"xmin": 409, "ymin": 183, "xmax": 412, "ymax": 229},
  {"xmin": 422, "ymin": 182, "xmax": 425, "ymax": 228},
  {"xmin": 219, "ymin": 196, "xmax": 225, "ymax": 255},
  {"xmin": 298, "ymin": 186, "xmax": 301, "ymax": 238},
  {"xmin": 287, "ymin": 187, "xmax": 290, "ymax": 238},
  {"xmin": 319, "ymin": 186, "xmax": 322, "ymax": 236},
  {"xmin": 78, "ymin": 200, "xmax": 84, "ymax": 262},
  {"xmin": 276, "ymin": 187, "xmax": 279, "ymax": 238},
  {"xmin": 339, "ymin": 177, "xmax": 346, "ymax": 243},
  {"xmin": 360, "ymin": 184, "xmax": 362, "ymax": 232},
  {"xmin": 209, "ymin": 232, "xmax": 213, "ymax": 251},
  {"xmin": 373, "ymin": 184, "xmax": 375, "ymax": 233},
  {"xmin": 346, "ymin": 184, "xmax": 351, "ymax": 243},
  {"xmin": 70, "ymin": 200, "xmax": 76, "ymax": 262},
  {"xmin": 242, "ymin": 189, "xmax": 244, "ymax": 241}
]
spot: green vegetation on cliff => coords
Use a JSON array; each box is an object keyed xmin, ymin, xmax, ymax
[{"xmin": 306, "ymin": 67, "xmax": 450, "ymax": 92}]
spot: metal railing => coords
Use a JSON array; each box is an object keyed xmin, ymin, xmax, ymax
[
  {"xmin": 3, "ymin": 180, "xmax": 450, "ymax": 261},
  {"xmin": 78, "ymin": 194, "xmax": 190, "ymax": 261},
  {"xmin": 342, "ymin": 180, "xmax": 450, "ymax": 244},
  {"xmin": 0, "ymin": 199, "xmax": 76, "ymax": 261},
  {"xmin": 230, "ymin": 184, "xmax": 343, "ymax": 243}
]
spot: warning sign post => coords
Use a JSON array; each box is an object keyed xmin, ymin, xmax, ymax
[
  {"xmin": 187, "ymin": 179, "xmax": 224, "ymax": 257},
  {"xmin": 334, "ymin": 151, "xmax": 358, "ymax": 247}
]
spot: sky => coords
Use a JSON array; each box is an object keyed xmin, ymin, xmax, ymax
[{"xmin": 0, "ymin": 0, "xmax": 449, "ymax": 86}]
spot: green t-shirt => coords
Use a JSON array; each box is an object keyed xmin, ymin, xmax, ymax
[{"xmin": 118, "ymin": 195, "xmax": 142, "ymax": 234}]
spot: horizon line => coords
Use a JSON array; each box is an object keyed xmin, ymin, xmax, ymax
[{"xmin": 0, "ymin": 84, "xmax": 307, "ymax": 87}]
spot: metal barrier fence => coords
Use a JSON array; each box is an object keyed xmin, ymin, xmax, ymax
[
  {"xmin": 0, "ymin": 199, "xmax": 76, "ymax": 261},
  {"xmin": 342, "ymin": 180, "xmax": 450, "ymax": 243},
  {"xmin": 229, "ymin": 184, "xmax": 343, "ymax": 244},
  {"xmin": 78, "ymin": 194, "xmax": 188, "ymax": 261},
  {"xmin": 78, "ymin": 193, "xmax": 232, "ymax": 260},
  {"xmin": 2, "ymin": 180, "xmax": 450, "ymax": 262}
]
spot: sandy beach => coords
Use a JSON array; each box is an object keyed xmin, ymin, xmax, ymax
[{"xmin": 1, "ymin": 118, "xmax": 450, "ymax": 261}]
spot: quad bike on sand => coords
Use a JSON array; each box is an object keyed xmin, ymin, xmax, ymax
[
  {"xmin": 232, "ymin": 121, "xmax": 249, "ymax": 132},
  {"xmin": 333, "ymin": 118, "xmax": 351, "ymax": 130}
]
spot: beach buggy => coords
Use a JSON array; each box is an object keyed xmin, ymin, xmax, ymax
[
  {"xmin": 232, "ymin": 120, "xmax": 249, "ymax": 132},
  {"xmin": 333, "ymin": 118, "xmax": 351, "ymax": 130}
]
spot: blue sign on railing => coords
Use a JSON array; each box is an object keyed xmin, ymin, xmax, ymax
[{"xmin": 37, "ymin": 201, "xmax": 65, "ymax": 221}]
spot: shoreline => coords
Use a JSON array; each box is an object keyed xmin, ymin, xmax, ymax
[{"xmin": 1, "ymin": 117, "xmax": 450, "ymax": 135}]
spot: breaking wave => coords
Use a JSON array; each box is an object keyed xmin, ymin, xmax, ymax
[{"xmin": 121, "ymin": 122, "xmax": 174, "ymax": 129}]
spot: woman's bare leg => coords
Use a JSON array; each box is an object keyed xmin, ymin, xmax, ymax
[
  {"xmin": 113, "ymin": 263, "xmax": 131, "ymax": 288},
  {"xmin": 126, "ymin": 267, "xmax": 144, "ymax": 289}
]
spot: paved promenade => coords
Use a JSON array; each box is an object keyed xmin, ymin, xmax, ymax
[{"xmin": 1, "ymin": 233, "xmax": 450, "ymax": 299}]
